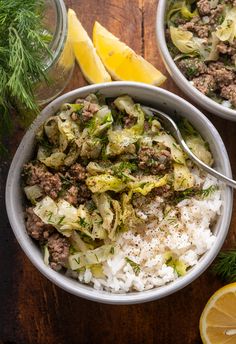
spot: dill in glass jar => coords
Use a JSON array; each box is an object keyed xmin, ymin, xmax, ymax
[{"xmin": 34, "ymin": 0, "xmax": 75, "ymax": 104}]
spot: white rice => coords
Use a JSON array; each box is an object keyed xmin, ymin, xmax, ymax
[{"xmin": 70, "ymin": 171, "xmax": 221, "ymax": 293}]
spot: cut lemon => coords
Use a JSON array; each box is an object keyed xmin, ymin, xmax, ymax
[
  {"xmin": 93, "ymin": 21, "xmax": 166, "ymax": 86},
  {"xmin": 67, "ymin": 9, "xmax": 111, "ymax": 84},
  {"xmin": 200, "ymin": 283, "xmax": 236, "ymax": 344}
]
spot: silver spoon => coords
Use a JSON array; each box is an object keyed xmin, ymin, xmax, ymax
[{"xmin": 142, "ymin": 106, "xmax": 235, "ymax": 189}]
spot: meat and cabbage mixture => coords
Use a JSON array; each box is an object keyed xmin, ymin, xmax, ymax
[
  {"xmin": 22, "ymin": 94, "xmax": 221, "ymax": 292},
  {"xmin": 166, "ymin": 0, "xmax": 236, "ymax": 109}
]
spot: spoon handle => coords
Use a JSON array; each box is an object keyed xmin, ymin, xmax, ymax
[{"xmin": 143, "ymin": 106, "xmax": 236, "ymax": 189}]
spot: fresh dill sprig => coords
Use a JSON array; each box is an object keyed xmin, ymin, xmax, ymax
[
  {"xmin": 0, "ymin": 0, "xmax": 52, "ymax": 151},
  {"xmin": 212, "ymin": 251, "xmax": 236, "ymax": 282},
  {"xmin": 200, "ymin": 185, "xmax": 218, "ymax": 198},
  {"xmin": 174, "ymin": 185, "xmax": 218, "ymax": 204},
  {"xmin": 125, "ymin": 257, "xmax": 141, "ymax": 275}
]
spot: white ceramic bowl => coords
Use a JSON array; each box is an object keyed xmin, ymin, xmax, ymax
[
  {"xmin": 156, "ymin": 0, "xmax": 236, "ymax": 121},
  {"xmin": 6, "ymin": 82, "xmax": 233, "ymax": 304}
]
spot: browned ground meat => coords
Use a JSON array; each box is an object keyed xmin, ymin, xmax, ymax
[
  {"xmin": 25, "ymin": 207, "xmax": 54, "ymax": 241},
  {"xmin": 23, "ymin": 163, "xmax": 62, "ymax": 199},
  {"xmin": 177, "ymin": 58, "xmax": 207, "ymax": 79},
  {"xmin": 217, "ymin": 42, "xmax": 236, "ymax": 56},
  {"xmin": 225, "ymin": 0, "xmax": 236, "ymax": 5},
  {"xmin": 132, "ymin": 185, "xmax": 173, "ymax": 210},
  {"xmin": 40, "ymin": 174, "xmax": 62, "ymax": 199},
  {"xmin": 47, "ymin": 233, "xmax": 70, "ymax": 271},
  {"xmin": 138, "ymin": 145, "xmax": 172, "ymax": 174},
  {"xmin": 77, "ymin": 183, "xmax": 92, "ymax": 204},
  {"xmin": 23, "ymin": 162, "xmax": 47, "ymax": 186},
  {"xmin": 153, "ymin": 185, "xmax": 174, "ymax": 199},
  {"xmin": 209, "ymin": 5, "xmax": 224, "ymax": 25},
  {"xmin": 75, "ymin": 98, "xmax": 99, "ymax": 122},
  {"xmin": 63, "ymin": 185, "xmax": 79, "ymax": 206},
  {"xmin": 197, "ymin": 0, "xmax": 211, "ymax": 16},
  {"xmin": 221, "ymin": 85, "xmax": 236, "ymax": 107},
  {"xmin": 124, "ymin": 115, "xmax": 137, "ymax": 128},
  {"xmin": 208, "ymin": 62, "xmax": 235, "ymax": 87},
  {"xmin": 180, "ymin": 19, "xmax": 209, "ymax": 38},
  {"xmin": 67, "ymin": 163, "xmax": 86, "ymax": 181},
  {"xmin": 192, "ymin": 74, "xmax": 216, "ymax": 95}
]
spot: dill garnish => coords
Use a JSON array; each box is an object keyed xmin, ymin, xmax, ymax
[
  {"xmin": 174, "ymin": 185, "xmax": 218, "ymax": 204},
  {"xmin": 0, "ymin": 0, "xmax": 52, "ymax": 152},
  {"xmin": 125, "ymin": 257, "xmax": 141, "ymax": 275},
  {"xmin": 212, "ymin": 251, "xmax": 236, "ymax": 283}
]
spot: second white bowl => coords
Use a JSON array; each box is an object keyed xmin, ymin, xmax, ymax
[{"xmin": 156, "ymin": 0, "xmax": 236, "ymax": 121}]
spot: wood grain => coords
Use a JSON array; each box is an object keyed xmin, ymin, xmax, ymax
[{"xmin": 1, "ymin": 1, "xmax": 235, "ymax": 343}]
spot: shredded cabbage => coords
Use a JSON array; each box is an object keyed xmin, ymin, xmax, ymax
[
  {"xmin": 170, "ymin": 26, "xmax": 198, "ymax": 54},
  {"xmin": 86, "ymin": 174, "xmax": 126, "ymax": 193},
  {"xmin": 173, "ymin": 163, "xmax": 195, "ymax": 191},
  {"xmin": 68, "ymin": 245, "xmax": 114, "ymax": 270},
  {"xmin": 215, "ymin": 7, "xmax": 236, "ymax": 43},
  {"xmin": 153, "ymin": 133, "xmax": 186, "ymax": 164},
  {"xmin": 37, "ymin": 148, "xmax": 66, "ymax": 169},
  {"xmin": 128, "ymin": 175, "xmax": 168, "ymax": 195},
  {"xmin": 106, "ymin": 101, "xmax": 145, "ymax": 156},
  {"xmin": 33, "ymin": 197, "xmax": 93, "ymax": 238},
  {"xmin": 24, "ymin": 185, "xmax": 43, "ymax": 204}
]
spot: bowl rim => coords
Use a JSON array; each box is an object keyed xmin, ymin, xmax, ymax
[
  {"xmin": 5, "ymin": 81, "xmax": 233, "ymax": 304},
  {"xmin": 156, "ymin": 0, "xmax": 236, "ymax": 121}
]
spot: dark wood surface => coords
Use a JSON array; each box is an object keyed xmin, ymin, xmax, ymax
[{"xmin": 1, "ymin": 1, "xmax": 236, "ymax": 343}]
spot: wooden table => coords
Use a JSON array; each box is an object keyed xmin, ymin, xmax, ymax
[{"xmin": 1, "ymin": 1, "xmax": 235, "ymax": 343}]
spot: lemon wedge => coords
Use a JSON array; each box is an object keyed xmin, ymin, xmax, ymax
[
  {"xmin": 200, "ymin": 282, "xmax": 236, "ymax": 344},
  {"xmin": 93, "ymin": 21, "xmax": 166, "ymax": 86},
  {"xmin": 67, "ymin": 9, "xmax": 111, "ymax": 84}
]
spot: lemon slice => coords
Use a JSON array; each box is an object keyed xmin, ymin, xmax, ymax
[
  {"xmin": 67, "ymin": 9, "xmax": 111, "ymax": 84},
  {"xmin": 200, "ymin": 283, "xmax": 236, "ymax": 344},
  {"xmin": 58, "ymin": 34, "xmax": 74, "ymax": 70},
  {"xmin": 93, "ymin": 21, "xmax": 166, "ymax": 86}
]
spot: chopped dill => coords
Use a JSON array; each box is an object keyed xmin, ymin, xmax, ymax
[
  {"xmin": 125, "ymin": 257, "xmax": 141, "ymax": 275},
  {"xmin": 174, "ymin": 185, "xmax": 218, "ymax": 204}
]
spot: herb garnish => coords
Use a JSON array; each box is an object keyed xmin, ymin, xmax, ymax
[
  {"xmin": 125, "ymin": 257, "xmax": 141, "ymax": 275},
  {"xmin": 0, "ymin": 0, "xmax": 52, "ymax": 152},
  {"xmin": 174, "ymin": 185, "xmax": 218, "ymax": 204},
  {"xmin": 212, "ymin": 251, "xmax": 236, "ymax": 282}
]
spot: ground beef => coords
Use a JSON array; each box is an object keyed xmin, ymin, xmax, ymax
[
  {"xmin": 217, "ymin": 42, "xmax": 236, "ymax": 56},
  {"xmin": 225, "ymin": 0, "xmax": 236, "ymax": 6},
  {"xmin": 40, "ymin": 174, "xmax": 62, "ymax": 199},
  {"xmin": 192, "ymin": 74, "xmax": 216, "ymax": 95},
  {"xmin": 23, "ymin": 163, "xmax": 62, "ymax": 199},
  {"xmin": 77, "ymin": 183, "xmax": 92, "ymax": 204},
  {"xmin": 75, "ymin": 98, "xmax": 99, "ymax": 123},
  {"xmin": 180, "ymin": 19, "xmax": 209, "ymax": 38},
  {"xmin": 197, "ymin": 0, "xmax": 211, "ymax": 15},
  {"xmin": 208, "ymin": 62, "xmax": 235, "ymax": 87},
  {"xmin": 221, "ymin": 85, "xmax": 236, "ymax": 107},
  {"xmin": 153, "ymin": 185, "xmax": 174, "ymax": 199},
  {"xmin": 209, "ymin": 5, "xmax": 224, "ymax": 25},
  {"xmin": 23, "ymin": 162, "xmax": 47, "ymax": 186},
  {"xmin": 25, "ymin": 207, "xmax": 54, "ymax": 242},
  {"xmin": 47, "ymin": 233, "xmax": 70, "ymax": 271},
  {"xmin": 67, "ymin": 163, "xmax": 86, "ymax": 181},
  {"xmin": 63, "ymin": 185, "xmax": 79, "ymax": 206},
  {"xmin": 124, "ymin": 115, "xmax": 137, "ymax": 128},
  {"xmin": 138, "ymin": 145, "xmax": 172, "ymax": 174},
  {"xmin": 177, "ymin": 58, "xmax": 207, "ymax": 79}
]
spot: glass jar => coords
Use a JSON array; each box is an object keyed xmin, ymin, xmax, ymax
[{"xmin": 34, "ymin": 0, "xmax": 75, "ymax": 105}]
